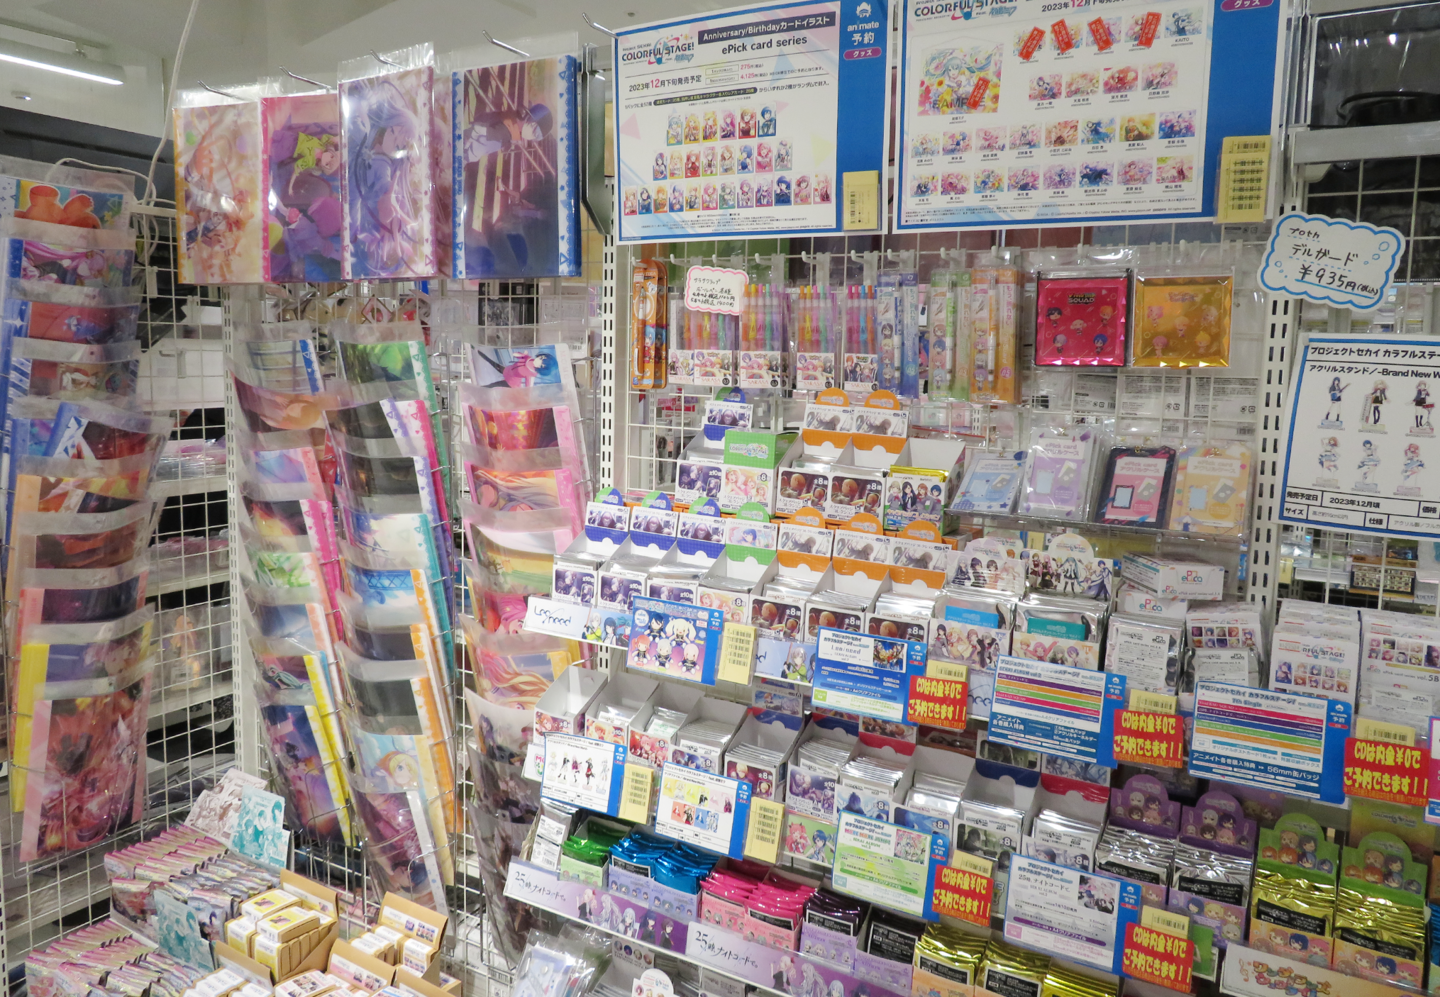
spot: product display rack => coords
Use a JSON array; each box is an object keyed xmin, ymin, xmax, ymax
[{"xmin": 0, "ymin": 204, "xmax": 238, "ymax": 982}]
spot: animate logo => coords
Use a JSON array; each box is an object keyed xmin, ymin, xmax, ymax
[
  {"xmin": 621, "ymin": 31, "xmax": 697, "ymax": 65},
  {"xmin": 856, "ymin": 1, "xmax": 872, "ymax": 14}
]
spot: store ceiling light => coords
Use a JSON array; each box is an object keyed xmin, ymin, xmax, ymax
[{"xmin": 0, "ymin": 38, "xmax": 124, "ymax": 86}]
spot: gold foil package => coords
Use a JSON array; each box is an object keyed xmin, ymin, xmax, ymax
[
  {"xmin": 912, "ymin": 925, "xmax": 986, "ymax": 997},
  {"xmin": 1250, "ymin": 814, "xmax": 1340, "ymax": 966},
  {"xmin": 1332, "ymin": 831, "xmax": 1429, "ymax": 987},
  {"xmin": 1041, "ymin": 963, "xmax": 1119, "ymax": 997},
  {"xmin": 980, "ymin": 938, "xmax": 1050, "ymax": 997}
]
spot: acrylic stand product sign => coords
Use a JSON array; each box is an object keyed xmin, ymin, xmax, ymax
[
  {"xmin": 652, "ymin": 762, "xmax": 752, "ymax": 858},
  {"xmin": 1280, "ymin": 335, "xmax": 1440, "ymax": 540},
  {"xmin": 830, "ymin": 811, "xmax": 947, "ymax": 920},
  {"xmin": 540, "ymin": 732, "xmax": 629, "ymax": 816},
  {"xmin": 613, "ymin": 0, "xmax": 892, "ymax": 243},
  {"xmin": 1187, "ymin": 682, "xmax": 1350, "ymax": 804},
  {"xmin": 812, "ymin": 626, "xmax": 927, "ymax": 723},
  {"xmin": 1002, "ymin": 855, "xmax": 1142, "ymax": 975},
  {"xmin": 894, "ymin": 0, "xmax": 1283, "ymax": 230},
  {"xmin": 987, "ymin": 655, "xmax": 1127, "ymax": 766}
]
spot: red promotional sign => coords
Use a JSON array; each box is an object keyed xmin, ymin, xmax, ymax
[
  {"xmin": 1019, "ymin": 26, "xmax": 1046, "ymax": 61},
  {"xmin": 966, "ymin": 77, "xmax": 990, "ymax": 110},
  {"xmin": 932, "ymin": 866, "xmax": 992, "ymax": 927},
  {"xmin": 1051, "ymin": 19, "xmax": 1076, "ymax": 53},
  {"xmin": 1088, "ymin": 17, "xmax": 1114, "ymax": 50},
  {"xmin": 1344, "ymin": 738, "xmax": 1428, "ymax": 807},
  {"xmin": 1122, "ymin": 924, "xmax": 1194, "ymax": 992},
  {"xmin": 1112, "ymin": 710, "xmax": 1185, "ymax": 768},
  {"xmin": 1137, "ymin": 10, "xmax": 1161, "ymax": 46},
  {"xmin": 907, "ymin": 676, "xmax": 968, "ymax": 730}
]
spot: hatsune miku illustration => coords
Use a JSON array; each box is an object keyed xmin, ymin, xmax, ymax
[
  {"xmin": 263, "ymin": 92, "xmax": 343, "ymax": 281},
  {"xmin": 341, "ymin": 65, "xmax": 435, "ymax": 279},
  {"xmin": 1362, "ymin": 379, "xmax": 1388, "ymax": 428},
  {"xmin": 1322, "ymin": 376, "xmax": 1348, "ymax": 426},
  {"xmin": 457, "ymin": 56, "xmax": 574, "ymax": 278},
  {"xmin": 1356, "ymin": 439, "xmax": 1381, "ymax": 487}
]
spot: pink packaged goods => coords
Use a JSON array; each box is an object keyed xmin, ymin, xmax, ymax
[{"xmin": 1034, "ymin": 272, "xmax": 1129, "ymax": 366}]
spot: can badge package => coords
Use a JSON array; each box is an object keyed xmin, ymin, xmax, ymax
[
  {"xmin": 262, "ymin": 91, "xmax": 343, "ymax": 282},
  {"xmin": 173, "ymin": 88, "xmax": 265, "ymax": 284},
  {"xmin": 1331, "ymin": 832, "xmax": 1428, "ymax": 988},
  {"xmin": 340, "ymin": 45, "xmax": 441, "ymax": 280},
  {"xmin": 1034, "ymin": 272, "xmax": 1129, "ymax": 366},
  {"xmin": 452, "ymin": 55, "xmax": 580, "ymax": 279},
  {"xmin": 1132, "ymin": 272, "xmax": 1233, "ymax": 368}
]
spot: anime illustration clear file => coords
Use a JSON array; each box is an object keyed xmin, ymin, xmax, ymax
[
  {"xmin": 263, "ymin": 92, "xmax": 343, "ymax": 281},
  {"xmin": 173, "ymin": 99, "xmax": 265, "ymax": 284},
  {"xmin": 340, "ymin": 61, "xmax": 438, "ymax": 279},
  {"xmin": 454, "ymin": 56, "xmax": 579, "ymax": 278}
]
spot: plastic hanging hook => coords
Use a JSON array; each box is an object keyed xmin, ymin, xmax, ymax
[
  {"xmin": 369, "ymin": 50, "xmax": 401, "ymax": 67},
  {"xmin": 482, "ymin": 30, "xmax": 531, "ymax": 57},
  {"xmin": 279, "ymin": 66, "xmax": 333, "ymax": 92},
  {"xmin": 583, "ymin": 13, "xmax": 618, "ymax": 36},
  {"xmin": 197, "ymin": 80, "xmax": 240, "ymax": 99}
]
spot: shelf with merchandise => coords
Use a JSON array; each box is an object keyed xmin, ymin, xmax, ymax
[{"xmin": 946, "ymin": 507, "xmax": 1252, "ymax": 549}]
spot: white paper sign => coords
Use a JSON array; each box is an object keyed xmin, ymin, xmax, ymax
[
  {"xmin": 1259, "ymin": 211, "xmax": 1404, "ymax": 311},
  {"xmin": 523, "ymin": 597, "xmax": 591, "ymax": 639},
  {"xmin": 686, "ymin": 266, "xmax": 748, "ymax": 315}
]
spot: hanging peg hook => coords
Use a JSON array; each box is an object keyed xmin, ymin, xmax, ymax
[
  {"xmin": 583, "ymin": 13, "xmax": 619, "ymax": 36},
  {"xmin": 482, "ymin": 30, "xmax": 531, "ymax": 57},
  {"xmin": 369, "ymin": 50, "xmax": 401, "ymax": 67},
  {"xmin": 196, "ymin": 80, "xmax": 241, "ymax": 99},
  {"xmin": 279, "ymin": 66, "xmax": 333, "ymax": 92}
]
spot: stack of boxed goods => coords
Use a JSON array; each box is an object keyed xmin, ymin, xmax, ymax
[
  {"xmin": 214, "ymin": 873, "xmax": 340, "ymax": 985},
  {"xmin": 319, "ymin": 894, "xmax": 454, "ymax": 997}
]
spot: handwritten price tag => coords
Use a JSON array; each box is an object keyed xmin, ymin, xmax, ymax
[
  {"xmin": 1259, "ymin": 211, "xmax": 1404, "ymax": 311},
  {"xmin": 685, "ymin": 266, "xmax": 747, "ymax": 316}
]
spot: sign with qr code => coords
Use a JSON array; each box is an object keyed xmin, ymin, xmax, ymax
[{"xmin": 614, "ymin": 0, "xmax": 891, "ymax": 242}]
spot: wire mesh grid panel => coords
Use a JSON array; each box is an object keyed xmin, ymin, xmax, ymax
[
  {"xmin": 219, "ymin": 211, "xmax": 611, "ymax": 990},
  {"xmin": 615, "ymin": 225, "xmax": 1283, "ymax": 608},
  {"xmin": 1264, "ymin": 154, "xmax": 1440, "ymax": 619},
  {"xmin": 0, "ymin": 205, "xmax": 236, "ymax": 983}
]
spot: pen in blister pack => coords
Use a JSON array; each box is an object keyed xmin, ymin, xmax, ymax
[
  {"xmin": 876, "ymin": 284, "xmax": 898, "ymax": 392},
  {"xmin": 993, "ymin": 265, "xmax": 1019, "ymax": 403},
  {"xmin": 927, "ymin": 272, "xmax": 951, "ymax": 393},
  {"xmin": 969, "ymin": 267, "xmax": 993, "ymax": 400},
  {"xmin": 668, "ymin": 290, "xmax": 686, "ymax": 385}
]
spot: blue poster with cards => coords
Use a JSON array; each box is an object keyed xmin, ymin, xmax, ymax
[
  {"xmin": 614, "ymin": 0, "xmax": 891, "ymax": 241},
  {"xmin": 812, "ymin": 627, "xmax": 927, "ymax": 723},
  {"xmin": 894, "ymin": 0, "xmax": 1283, "ymax": 229}
]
